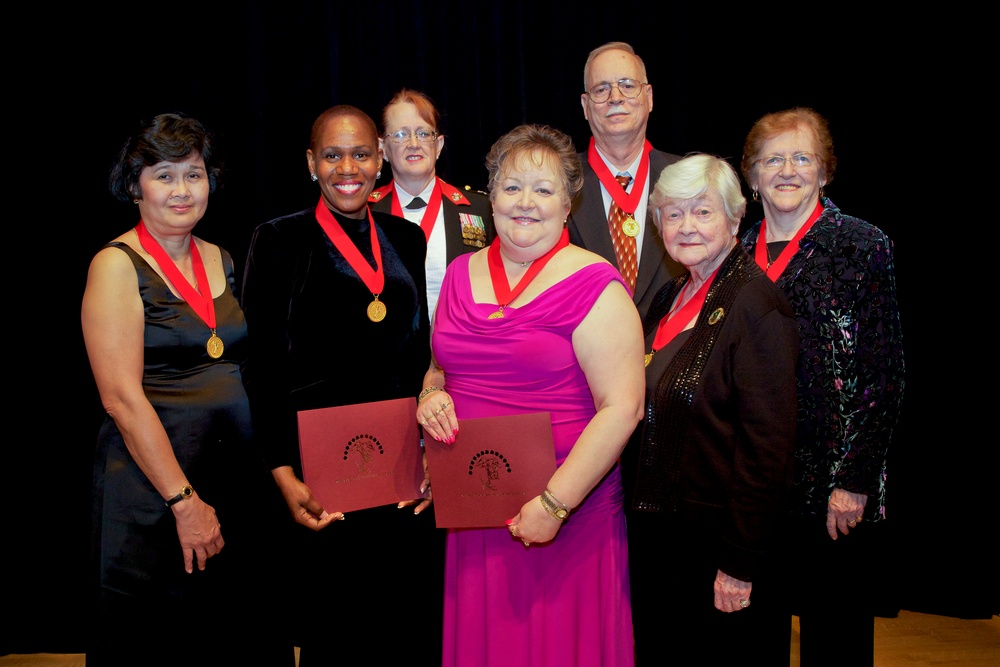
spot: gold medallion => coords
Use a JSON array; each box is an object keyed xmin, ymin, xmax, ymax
[
  {"xmin": 488, "ymin": 310, "xmax": 505, "ymax": 319},
  {"xmin": 207, "ymin": 333, "xmax": 224, "ymax": 359},
  {"xmin": 367, "ymin": 299, "xmax": 386, "ymax": 322},
  {"xmin": 622, "ymin": 216, "xmax": 640, "ymax": 238},
  {"xmin": 644, "ymin": 352, "xmax": 653, "ymax": 367}
]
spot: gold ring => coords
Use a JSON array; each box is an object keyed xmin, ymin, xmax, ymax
[
  {"xmin": 847, "ymin": 519, "xmax": 857, "ymax": 525},
  {"xmin": 522, "ymin": 539, "xmax": 530, "ymax": 547},
  {"xmin": 441, "ymin": 402, "xmax": 450, "ymax": 410},
  {"xmin": 739, "ymin": 599, "xmax": 749, "ymax": 609},
  {"xmin": 420, "ymin": 419, "xmax": 428, "ymax": 426},
  {"xmin": 435, "ymin": 408, "xmax": 443, "ymax": 415}
]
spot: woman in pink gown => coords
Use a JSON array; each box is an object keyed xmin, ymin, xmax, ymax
[{"xmin": 418, "ymin": 124, "xmax": 645, "ymax": 667}]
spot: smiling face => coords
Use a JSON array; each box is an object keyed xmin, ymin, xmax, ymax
[
  {"xmin": 580, "ymin": 48, "xmax": 653, "ymax": 149},
  {"xmin": 307, "ymin": 112, "xmax": 383, "ymax": 219},
  {"xmin": 382, "ymin": 101, "xmax": 444, "ymax": 193},
  {"xmin": 491, "ymin": 149, "xmax": 570, "ymax": 262},
  {"xmin": 753, "ymin": 127, "xmax": 827, "ymax": 223},
  {"xmin": 658, "ymin": 190, "xmax": 738, "ymax": 278},
  {"xmin": 136, "ymin": 152, "xmax": 210, "ymax": 232}
]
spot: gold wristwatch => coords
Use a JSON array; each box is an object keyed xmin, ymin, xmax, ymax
[
  {"xmin": 540, "ymin": 490, "xmax": 569, "ymax": 521},
  {"xmin": 165, "ymin": 485, "xmax": 194, "ymax": 507}
]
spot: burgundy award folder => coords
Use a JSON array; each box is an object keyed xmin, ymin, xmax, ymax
[
  {"xmin": 424, "ymin": 411, "xmax": 556, "ymax": 529},
  {"xmin": 297, "ymin": 397, "xmax": 426, "ymax": 514}
]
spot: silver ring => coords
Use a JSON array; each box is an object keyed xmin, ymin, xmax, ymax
[
  {"xmin": 435, "ymin": 408, "xmax": 443, "ymax": 415},
  {"xmin": 739, "ymin": 599, "xmax": 749, "ymax": 609}
]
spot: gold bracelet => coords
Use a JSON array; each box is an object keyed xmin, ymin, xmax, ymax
[
  {"xmin": 540, "ymin": 490, "xmax": 569, "ymax": 521},
  {"xmin": 545, "ymin": 488, "xmax": 569, "ymax": 510},
  {"xmin": 418, "ymin": 386, "xmax": 442, "ymax": 402}
]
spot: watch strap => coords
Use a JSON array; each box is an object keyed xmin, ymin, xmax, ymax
[{"xmin": 165, "ymin": 485, "xmax": 194, "ymax": 507}]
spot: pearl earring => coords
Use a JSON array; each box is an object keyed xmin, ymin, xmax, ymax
[
  {"xmin": 133, "ymin": 198, "xmax": 140, "ymax": 204},
  {"xmin": 311, "ymin": 173, "xmax": 318, "ymax": 182}
]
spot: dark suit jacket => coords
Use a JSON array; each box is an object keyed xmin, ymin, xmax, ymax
[
  {"xmin": 569, "ymin": 147, "xmax": 684, "ymax": 320},
  {"xmin": 369, "ymin": 178, "xmax": 495, "ymax": 264}
]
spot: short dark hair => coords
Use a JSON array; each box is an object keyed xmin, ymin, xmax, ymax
[
  {"xmin": 108, "ymin": 113, "xmax": 220, "ymax": 202},
  {"xmin": 310, "ymin": 105, "xmax": 379, "ymax": 152}
]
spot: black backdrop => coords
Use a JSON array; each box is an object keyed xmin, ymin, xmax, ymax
[{"xmin": 8, "ymin": 1, "xmax": 991, "ymax": 655}]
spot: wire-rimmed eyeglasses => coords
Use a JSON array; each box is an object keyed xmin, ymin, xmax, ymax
[
  {"xmin": 585, "ymin": 79, "xmax": 647, "ymax": 103},
  {"xmin": 385, "ymin": 129, "xmax": 438, "ymax": 144},
  {"xmin": 756, "ymin": 153, "xmax": 818, "ymax": 170}
]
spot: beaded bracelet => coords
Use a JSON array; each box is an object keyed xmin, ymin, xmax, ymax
[{"xmin": 418, "ymin": 386, "xmax": 442, "ymax": 402}]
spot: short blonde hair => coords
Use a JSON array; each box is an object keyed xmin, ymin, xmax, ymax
[{"xmin": 650, "ymin": 153, "xmax": 746, "ymax": 230}]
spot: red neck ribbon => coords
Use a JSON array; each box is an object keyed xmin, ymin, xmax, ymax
[
  {"xmin": 754, "ymin": 200, "xmax": 824, "ymax": 280},
  {"xmin": 314, "ymin": 199, "xmax": 385, "ymax": 296},
  {"xmin": 587, "ymin": 137, "xmax": 653, "ymax": 215},
  {"xmin": 650, "ymin": 266, "xmax": 721, "ymax": 353},
  {"xmin": 487, "ymin": 228, "xmax": 570, "ymax": 311},
  {"xmin": 389, "ymin": 177, "xmax": 444, "ymax": 242},
  {"xmin": 135, "ymin": 220, "xmax": 215, "ymax": 328}
]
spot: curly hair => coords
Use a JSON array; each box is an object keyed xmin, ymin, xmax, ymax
[{"xmin": 484, "ymin": 124, "xmax": 583, "ymax": 207}]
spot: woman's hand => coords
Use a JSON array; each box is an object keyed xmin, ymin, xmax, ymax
[
  {"xmin": 272, "ymin": 465, "xmax": 343, "ymax": 531},
  {"xmin": 506, "ymin": 495, "xmax": 562, "ymax": 547},
  {"xmin": 398, "ymin": 453, "xmax": 434, "ymax": 515},
  {"xmin": 826, "ymin": 487, "xmax": 868, "ymax": 539},
  {"xmin": 418, "ymin": 389, "xmax": 457, "ymax": 444},
  {"xmin": 171, "ymin": 494, "xmax": 225, "ymax": 574},
  {"xmin": 714, "ymin": 570, "xmax": 753, "ymax": 613}
]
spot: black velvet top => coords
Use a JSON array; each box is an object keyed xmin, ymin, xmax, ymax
[{"xmin": 241, "ymin": 204, "xmax": 430, "ymax": 473}]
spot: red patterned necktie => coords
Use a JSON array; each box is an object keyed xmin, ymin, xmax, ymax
[{"xmin": 608, "ymin": 173, "xmax": 638, "ymax": 292}]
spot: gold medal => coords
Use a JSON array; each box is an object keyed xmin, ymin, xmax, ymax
[
  {"xmin": 622, "ymin": 215, "xmax": 640, "ymax": 238},
  {"xmin": 644, "ymin": 352, "xmax": 653, "ymax": 367},
  {"xmin": 207, "ymin": 333, "xmax": 224, "ymax": 359},
  {"xmin": 367, "ymin": 298, "xmax": 386, "ymax": 322},
  {"xmin": 488, "ymin": 310, "xmax": 505, "ymax": 319}
]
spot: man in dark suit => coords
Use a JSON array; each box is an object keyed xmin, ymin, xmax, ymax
[{"xmin": 569, "ymin": 41, "xmax": 683, "ymax": 320}]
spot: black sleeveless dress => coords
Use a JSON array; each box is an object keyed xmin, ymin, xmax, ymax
[{"xmin": 88, "ymin": 242, "xmax": 292, "ymax": 666}]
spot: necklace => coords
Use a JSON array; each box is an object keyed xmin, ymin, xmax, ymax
[
  {"xmin": 313, "ymin": 199, "xmax": 387, "ymax": 322},
  {"xmin": 486, "ymin": 229, "xmax": 569, "ymax": 319},
  {"xmin": 135, "ymin": 220, "xmax": 223, "ymax": 359},
  {"xmin": 644, "ymin": 267, "xmax": 721, "ymax": 367}
]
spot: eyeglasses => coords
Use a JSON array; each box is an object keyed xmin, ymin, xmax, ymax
[
  {"xmin": 756, "ymin": 153, "xmax": 818, "ymax": 170},
  {"xmin": 585, "ymin": 79, "xmax": 647, "ymax": 103},
  {"xmin": 385, "ymin": 129, "xmax": 438, "ymax": 144}
]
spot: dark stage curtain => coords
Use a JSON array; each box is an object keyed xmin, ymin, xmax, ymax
[{"xmin": 7, "ymin": 1, "xmax": 989, "ymax": 655}]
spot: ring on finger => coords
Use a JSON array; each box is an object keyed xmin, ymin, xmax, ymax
[
  {"xmin": 420, "ymin": 419, "xmax": 428, "ymax": 426},
  {"xmin": 739, "ymin": 599, "xmax": 749, "ymax": 609},
  {"xmin": 522, "ymin": 539, "xmax": 530, "ymax": 547},
  {"xmin": 847, "ymin": 519, "xmax": 857, "ymax": 525},
  {"xmin": 441, "ymin": 401, "xmax": 450, "ymax": 410}
]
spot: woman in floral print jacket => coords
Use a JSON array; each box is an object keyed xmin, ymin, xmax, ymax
[{"xmin": 740, "ymin": 107, "xmax": 904, "ymax": 667}]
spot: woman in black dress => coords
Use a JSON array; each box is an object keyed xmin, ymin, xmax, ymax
[{"xmin": 82, "ymin": 113, "xmax": 291, "ymax": 665}]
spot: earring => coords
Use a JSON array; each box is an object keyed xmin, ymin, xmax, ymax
[
  {"xmin": 310, "ymin": 173, "xmax": 318, "ymax": 182},
  {"xmin": 752, "ymin": 190, "xmax": 759, "ymax": 203},
  {"xmin": 819, "ymin": 187, "xmax": 825, "ymax": 199},
  {"xmin": 376, "ymin": 170, "xmax": 382, "ymax": 180},
  {"xmin": 133, "ymin": 198, "xmax": 140, "ymax": 204}
]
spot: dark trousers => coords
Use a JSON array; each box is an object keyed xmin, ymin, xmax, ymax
[
  {"xmin": 627, "ymin": 511, "xmax": 789, "ymax": 666},
  {"xmin": 776, "ymin": 513, "xmax": 880, "ymax": 667}
]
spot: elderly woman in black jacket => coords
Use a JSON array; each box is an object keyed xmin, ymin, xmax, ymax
[{"xmin": 624, "ymin": 153, "xmax": 800, "ymax": 664}]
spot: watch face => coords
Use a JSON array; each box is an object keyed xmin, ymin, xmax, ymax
[
  {"xmin": 181, "ymin": 485, "xmax": 194, "ymax": 498},
  {"xmin": 556, "ymin": 508, "xmax": 568, "ymax": 519}
]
